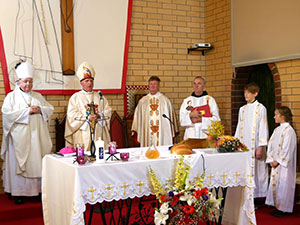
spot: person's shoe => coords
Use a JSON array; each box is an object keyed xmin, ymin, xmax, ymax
[
  {"xmin": 270, "ymin": 209, "xmax": 281, "ymax": 216},
  {"xmin": 273, "ymin": 210, "xmax": 292, "ymax": 218},
  {"xmin": 14, "ymin": 196, "xmax": 24, "ymax": 205}
]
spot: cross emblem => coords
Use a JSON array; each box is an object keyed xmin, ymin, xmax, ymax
[
  {"xmin": 105, "ymin": 184, "xmax": 113, "ymax": 198},
  {"xmin": 72, "ymin": 201, "xmax": 77, "ymax": 214},
  {"xmin": 121, "ymin": 182, "xmax": 129, "ymax": 196},
  {"xmin": 136, "ymin": 180, "xmax": 144, "ymax": 194},
  {"xmin": 220, "ymin": 172, "xmax": 227, "ymax": 184},
  {"xmin": 233, "ymin": 171, "xmax": 240, "ymax": 183},
  {"xmin": 247, "ymin": 173, "xmax": 254, "ymax": 184},
  {"xmin": 88, "ymin": 186, "xmax": 96, "ymax": 200},
  {"xmin": 207, "ymin": 173, "xmax": 214, "ymax": 186}
]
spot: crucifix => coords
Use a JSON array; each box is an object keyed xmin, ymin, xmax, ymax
[{"xmin": 60, "ymin": 0, "xmax": 75, "ymax": 75}]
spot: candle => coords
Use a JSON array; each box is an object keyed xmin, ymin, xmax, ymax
[
  {"xmin": 109, "ymin": 142, "xmax": 117, "ymax": 154},
  {"xmin": 120, "ymin": 152, "xmax": 129, "ymax": 161}
]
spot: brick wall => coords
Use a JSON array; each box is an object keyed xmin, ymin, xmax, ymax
[{"xmin": 204, "ymin": 0, "xmax": 233, "ymax": 134}]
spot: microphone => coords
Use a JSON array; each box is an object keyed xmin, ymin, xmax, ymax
[
  {"xmin": 98, "ymin": 90, "xmax": 103, "ymax": 100},
  {"xmin": 162, "ymin": 114, "xmax": 175, "ymax": 126}
]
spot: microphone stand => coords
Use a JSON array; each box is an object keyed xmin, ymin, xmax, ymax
[{"xmin": 162, "ymin": 113, "xmax": 178, "ymax": 148}]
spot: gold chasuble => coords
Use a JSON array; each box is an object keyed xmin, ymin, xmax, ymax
[
  {"xmin": 132, "ymin": 92, "xmax": 178, "ymax": 147},
  {"xmin": 65, "ymin": 90, "xmax": 112, "ymax": 151}
]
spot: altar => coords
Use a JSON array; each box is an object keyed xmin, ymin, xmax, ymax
[{"xmin": 42, "ymin": 146, "xmax": 256, "ymax": 225}]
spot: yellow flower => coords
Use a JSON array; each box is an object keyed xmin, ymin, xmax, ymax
[{"xmin": 149, "ymin": 166, "xmax": 164, "ymax": 201}]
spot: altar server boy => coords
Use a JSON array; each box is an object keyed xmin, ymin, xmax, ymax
[
  {"xmin": 235, "ymin": 83, "xmax": 269, "ymax": 199},
  {"xmin": 266, "ymin": 106, "xmax": 297, "ymax": 217}
]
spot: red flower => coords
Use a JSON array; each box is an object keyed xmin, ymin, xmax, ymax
[
  {"xmin": 160, "ymin": 195, "xmax": 168, "ymax": 202},
  {"xmin": 200, "ymin": 188, "xmax": 208, "ymax": 196},
  {"xmin": 193, "ymin": 190, "xmax": 202, "ymax": 199},
  {"xmin": 182, "ymin": 205, "xmax": 195, "ymax": 214},
  {"xmin": 171, "ymin": 195, "xmax": 180, "ymax": 206}
]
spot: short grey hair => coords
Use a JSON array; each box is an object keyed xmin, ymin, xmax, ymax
[{"xmin": 193, "ymin": 76, "xmax": 206, "ymax": 84}]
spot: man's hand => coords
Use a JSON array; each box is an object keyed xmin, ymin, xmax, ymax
[
  {"xmin": 190, "ymin": 110, "xmax": 202, "ymax": 123},
  {"xmin": 29, "ymin": 106, "xmax": 41, "ymax": 115},
  {"xmin": 270, "ymin": 161, "xmax": 279, "ymax": 168},
  {"xmin": 89, "ymin": 114, "xmax": 99, "ymax": 122},
  {"xmin": 255, "ymin": 146, "xmax": 263, "ymax": 160}
]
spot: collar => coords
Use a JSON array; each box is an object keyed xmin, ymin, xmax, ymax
[
  {"xmin": 148, "ymin": 92, "xmax": 162, "ymax": 97},
  {"xmin": 191, "ymin": 91, "xmax": 208, "ymax": 98},
  {"xmin": 247, "ymin": 99, "xmax": 257, "ymax": 104}
]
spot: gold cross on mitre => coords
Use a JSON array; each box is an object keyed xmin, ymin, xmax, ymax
[
  {"xmin": 88, "ymin": 186, "xmax": 96, "ymax": 200},
  {"xmin": 136, "ymin": 180, "xmax": 144, "ymax": 194},
  {"xmin": 105, "ymin": 184, "xmax": 113, "ymax": 198},
  {"xmin": 121, "ymin": 182, "xmax": 129, "ymax": 196}
]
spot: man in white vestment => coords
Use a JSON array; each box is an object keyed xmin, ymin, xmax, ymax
[
  {"xmin": 1, "ymin": 61, "xmax": 53, "ymax": 204},
  {"xmin": 266, "ymin": 106, "xmax": 297, "ymax": 217},
  {"xmin": 235, "ymin": 83, "xmax": 269, "ymax": 200},
  {"xmin": 131, "ymin": 76, "xmax": 179, "ymax": 147},
  {"xmin": 65, "ymin": 62, "xmax": 112, "ymax": 151},
  {"xmin": 180, "ymin": 76, "xmax": 220, "ymax": 139}
]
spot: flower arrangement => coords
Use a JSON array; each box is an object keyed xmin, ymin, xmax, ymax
[
  {"xmin": 149, "ymin": 156, "xmax": 222, "ymax": 225},
  {"xmin": 206, "ymin": 121, "xmax": 225, "ymax": 147},
  {"xmin": 216, "ymin": 135, "xmax": 248, "ymax": 153}
]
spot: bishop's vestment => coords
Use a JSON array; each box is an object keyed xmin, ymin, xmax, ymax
[
  {"xmin": 235, "ymin": 100, "xmax": 269, "ymax": 198},
  {"xmin": 65, "ymin": 90, "xmax": 112, "ymax": 150},
  {"xmin": 1, "ymin": 86, "xmax": 53, "ymax": 196},
  {"xmin": 265, "ymin": 122, "xmax": 297, "ymax": 213},
  {"xmin": 180, "ymin": 93, "xmax": 220, "ymax": 139},
  {"xmin": 131, "ymin": 92, "xmax": 178, "ymax": 147}
]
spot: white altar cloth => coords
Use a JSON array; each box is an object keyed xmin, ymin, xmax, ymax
[{"xmin": 42, "ymin": 146, "xmax": 255, "ymax": 225}]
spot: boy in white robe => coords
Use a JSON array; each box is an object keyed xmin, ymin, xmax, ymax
[
  {"xmin": 180, "ymin": 76, "xmax": 220, "ymax": 139},
  {"xmin": 65, "ymin": 62, "xmax": 112, "ymax": 151},
  {"xmin": 131, "ymin": 76, "xmax": 178, "ymax": 147},
  {"xmin": 1, "ymin": 61, "xmax": 53, "ymax": 204},
  {"xmin": 235, "ymin": 83, "xmax": 269, "ymax": 200},
  {"xmin": 266, "ymin": 106, "xmax": 297, "ymax": 217}
]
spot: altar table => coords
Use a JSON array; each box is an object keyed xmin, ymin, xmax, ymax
[{"xmin": 42, "ymin": 146, "xmax": 256, "ymax": 225}]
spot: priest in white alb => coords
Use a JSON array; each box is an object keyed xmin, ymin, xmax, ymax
[
  {"xmin": 131, "ymin": 76, "xmax": 179, "ymax": 147},
  {"xmin": 1, "ymin": 61, "xmax": 53, "ymax": 204},
  {"xmin": 180, "ymin": 76, "xmax": 220, "ymax": 139},
  {"xmin": 65, "ymin": 62, "xmax": 112, "ymax": 151}
]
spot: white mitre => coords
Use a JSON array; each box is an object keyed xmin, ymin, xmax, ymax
[
  {"xmin": 76, "ymin": 61, "xmax": 95, "ymax": 81},
  {"xmin": 15, "ymin": 61, "xmax": 35, "ymax": 79}
]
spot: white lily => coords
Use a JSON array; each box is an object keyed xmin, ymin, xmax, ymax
[
  {"xmin": 179, "ymin": 192, "xmax": 195, "ymax": 206},
  {"xmin": 160, "ymin": 202, "xmax": 173, "ymax": 215},
  {"xmin": 154, "ymin": 210, "xmax": 169, "ymax": 225}
]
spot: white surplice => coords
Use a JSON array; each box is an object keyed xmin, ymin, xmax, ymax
[
  {"xmin": 131, "ymin": 92, "xmax": 178, "ymax": 147},
  {"xmin": 1, "ymin": 86, "xmax": 53, "ymax": 196},
  {"xmin": 265, "ymin": 122, "xmax": 297, "ymax": 213},
  {"xmin": 235, "ymin": 100, "xmax": 269, "ymax": 198},
  {"xmin": 65, "ymin": 90, "xmax": 112, "ymax": 151},
  {"xmin": 180, "ymin": 95, "xmax": 220, "ymax": 139}
]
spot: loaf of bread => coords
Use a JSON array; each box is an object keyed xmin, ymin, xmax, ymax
[{"xmin": 170, "ymin": 143, "xmax": 193, "ymax": 155}]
